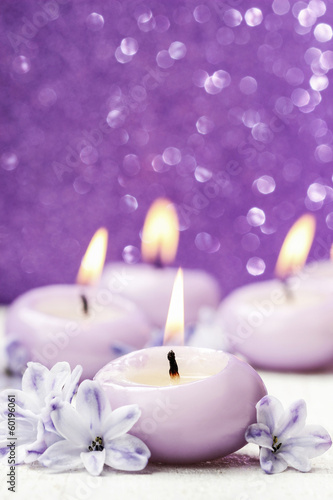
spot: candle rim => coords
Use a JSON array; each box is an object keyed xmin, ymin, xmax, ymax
[
  {"xmin": 10, "ymin": 284, "xmax": 146, "ymax": 323},
  {"xmin": 94, "ymin": 345, "xmax": 232, "ymax": 389}
]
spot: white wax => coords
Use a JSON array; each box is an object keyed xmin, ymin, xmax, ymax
[
  {"xmin": 218, "ymin": 279, "xmax": 333, "ymax": 371},
  {"xmin": 119, "ymin": 348, "xmax": 225, "ymax": 386},
  {"xmin": 35, "ymin": 294, "xmax": 122, "ymax": 321},
  {"xmin": 5, "ymin": 285, "xmax": 152, "ymax": 379}
]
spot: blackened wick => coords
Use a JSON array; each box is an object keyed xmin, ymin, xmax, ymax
[
  {"xmin": 167, "ymin": 350, "xmax": 180, "ymax": 379},
  {"xmin": 81, "ymin": 294, "xmax": 89, "ymax": 315}
]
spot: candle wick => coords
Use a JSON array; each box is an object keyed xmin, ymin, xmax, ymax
[
  {"xmin": 81, "ymin": 294, "xmax": 89, "ymax": 315},
  {"xmin": 282, "ymin": 279, "xmax": 293, "ymax": 301},
  {"xmin": 153, "ymin": 255, "xmax": 164, "ymax": 269},
  {"xmin": 167, "ymin": 350, "xmax": 179, "ymax": 379}
]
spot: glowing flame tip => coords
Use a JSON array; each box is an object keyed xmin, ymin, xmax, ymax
[
  {"xmin": 76, "ymin": 227, "xmax": 108, "ymax": 286},
  {"xmin": 142, "ymin": 198, "xmax": 179, "ymax": 266},
  {"xmin": 275, "ymin": 214, "xmax": 316, "ymax": 279}
]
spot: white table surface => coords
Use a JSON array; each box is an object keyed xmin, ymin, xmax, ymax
[{"xmin": 0, "ymin": 306, "xmax": 332, "ymax": 500}]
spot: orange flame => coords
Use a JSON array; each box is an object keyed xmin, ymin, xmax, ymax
[
  {"xmin": 163, "ymin": 268, "xmax": 184, "ymax": 345},
  {"xmin": 275, "ymin": 214, "xmax": 316, "ymax": 279},
  {"xmin": 76, "ymin": 228, "xmax": 108, "ymax": 285},
  {"xmin": 141, "ymin": 198, "xmax": 179, "ymax": 265}
]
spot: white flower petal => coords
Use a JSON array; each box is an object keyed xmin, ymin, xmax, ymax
[
  {"xmin": 283, "ymin": 425, "xmax": 332, "ymax": 459},
  {"xmin": 256, "ymin": 395, "xmax": 284, "ymax": 434},
  {"xmin": 75, "ymin": 380, "xmax": 109, "ymax": 437},
  {"xmin": 15, "ymin": 444, "xmax": 30, "ymax": 465},
  {"xmin": 0, "ymin": 440, "xmax": 9, "ymax": 463},
  {"xmin": 105, "ymin": 434, "xmax": 150, "ymax": 471},
  {"xmin": 103, "ymin": 405, "xmax": 141, "ymax": 441},
  {"xmin": 81, "ymin": 450, "xmax": 106, "ymax": 476},
  {"xmin": 259, "ymin": 447, "xmax": 288, "ymax": 474},
  {"xmin": 245, "ymin": 423, "xmax": 272, "ymax": 448},
  {"xmin": 276, "ymin": 399, "xmax": 307, "ymax": 441},
  {"xmin": 15, "ymin": 416, "xmax": 39, "ymax": 445},
  {"xmin": 39, "ymin": 440, "xmax": 84, "ymax": 472},
  {"xmin": 51, "ymin": 401, "xmax": 90, "ymax": 446},
  {"xmin": 0, "ymin": 390, "xmax": 40, "ymax": 418},
  {"xmin": 22, "ymin": 362, "xmax": 49, "ymax": 402},
  {"xmin": 47, "ymin": 362, "xmax": 72, "ymax": 394},
  {"xmin": 24, "ymin": 438, "xmax": 47, "ymax": 463},
  {"xmin": 279, "ymin": 446, "xmax": 311, "ymax": 472},
  {"xmin": 63, "ymin": 365, "xmax": 82, "ymax": 402},
  {"xmin": 0, "ymin": 441, "xmax": 29, "ymax": 465}
]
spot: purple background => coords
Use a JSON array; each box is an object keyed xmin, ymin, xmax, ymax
[{"xmin": 1, "ymin": 0, "xmax": 333, "ymax": 304}]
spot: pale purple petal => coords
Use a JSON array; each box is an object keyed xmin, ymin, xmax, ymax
[
  {"xmin": 278, "ymin": 446, "xmax": 311, "ymax": 472},
  {"xmin": 75, "ymin": 380, "xmax": 109, "ymax": 437},
  {"xmin": 39, "ymin": 440, "xmax": 84, "ymax": 471},
  {"xmin": 22, "ymin": 362, "xmax": 49, "ymax": 402},
  {"xmin": 46, "ymin": 362, "xmax": 72, "ymax": 394},
  {"xmin": 81, "ymin": 450, "xmax": 105, "ymax": 476},
  {"xmin": 0, "ymin": 440, "xmax": 9, "ymax": 463},
  {"xmin": 51, "ymin": 401, "xmax": 90, "ymax": 446},
  {"xmin": 276, "ymin": 399, "xmax": 307, "ymax": 441},
  {"xmin": 63, "ymin": 365, "xmax": 82, "ymax": 402},
  {"xmin": 24, "ymin": 438, "xmax": 48, "ymax": 463},
  {"xmin": 0, "ymin": 440, "xmax": 29, "ymax": 465},
  {"xmin": 15, "ymin": 445, "xmax": 29, "ymax": 465},
  {"xmin": 103, "ymin": 405, "xmax": 141, "ymax": 441},
  {"xmin": 15, "ymin": 416, "xmax": 39, "ymax": 445},
  {"xmin": 0, "ymin": 418, "xmax": 37, "ymax": 465},
  {"xmin": 245, "ymin": 423, "xmax": 272, "ymax": 448},
  {"xmin": 0, "ymin": 390, "xmax": 40, "ymax": 418},
  {"xmin": 256, "ymin": 395, "xmax": 284, "ymax": 434},
  {"xmin": 105, "ymin": 434, "xmax": 150, "ymax": 471},
  {"xmin": 25, "ymin": 420, "xmax": 62, "ymax": 463},
  {"xmin": 0, "ymin": 420, "xmax": 7, "ymax": 438},
  {"xmin": 259, "ymin": 447, "xmax": 288, "ymax": 474},
  {"xmin": 283, "ymin": 425, "xmax": 332, "ymax": 459}
]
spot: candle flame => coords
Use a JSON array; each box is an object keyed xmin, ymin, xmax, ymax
[
  {"xmin": 163, "ymin": 268, "xmax": 184, "ymax": 345},
  {"xmin": 141, "ymin": 198, "xmax": 179, "ymax": 265},
  {"xmin": 275, "ymin": 214, "xmax": 316, "ymax": 279},
  {"xmin": 76, "ymin": 228, "xmax": 108, "ymax": 285}
]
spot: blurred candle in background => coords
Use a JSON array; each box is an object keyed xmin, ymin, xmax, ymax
[
  {"xmin": 5, "ymin": 228, "xmax": 152, "ymax": 378},
  {"xmin": 101, "ymin": 198, "xmax": 221, "ymax": 329},
  {"xmin": 219, "ymin": 214, "xmax": 333, "ymax": 371}
]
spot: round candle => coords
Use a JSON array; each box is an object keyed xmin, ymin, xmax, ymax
[
  {"xmin": 217, "ymin": 214, "xmax": 333, "ymax": 371},
  {"xmin": 5, "ymin": 284, "xmax": 152, "ymax": 379},
  {"xmin": 101, "ymin": 263, "xmax": 220, "ymax": 328},
  {"xmin": 94, "ymin": 345, "xmax": 267, "ymax": 464},
  {"xmin": 101, "ymin": 199, "xmax": 221, "ymax": 328},
  {"xmin": 218, "ymin": 279, "xmax": 333, "ymax": 371}
]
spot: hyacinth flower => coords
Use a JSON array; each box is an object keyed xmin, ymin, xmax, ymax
[
  {"xmin": 0, "ymin": 361, "xmax": 82, "ymax": 463},
  {"xmin": 39, "ymin": 379, "xmax": 150, "ymax": 475},
  {"xmin": 245, "ymin": 395, "xmax": 332, "ymax": 474}
]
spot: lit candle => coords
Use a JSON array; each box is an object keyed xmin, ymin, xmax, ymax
[
  {"xmin": 95, "ymin": 269, "xmax": 267, "ymax": 464},
  {"xmin": 5, "ymin": 229, "xmax": 151, "ymax": 379},
  {"xmin": 101, "ymin": 199, "xmax": 221, "ymax": 329},
  {"xmin": 219, "ymin": 214, "xmax": 333, "ymax": 370}
]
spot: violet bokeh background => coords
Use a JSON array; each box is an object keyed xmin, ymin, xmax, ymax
[{"xmin": 0, "ymin": 0, "xmax": 333, "ymax": 304}]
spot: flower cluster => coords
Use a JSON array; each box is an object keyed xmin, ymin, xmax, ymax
[
  {"xmin": 246, "ymin": 395, "xmax": 332, "ymax": 474},
  {"xmin": 0, "ymin": 362, "xmax": 150, "ymax": 475}
]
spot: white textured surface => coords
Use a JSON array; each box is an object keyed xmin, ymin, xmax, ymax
[{"xmin": 0, "ymin": 306, "xmax": 332, "ymax": 500}]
